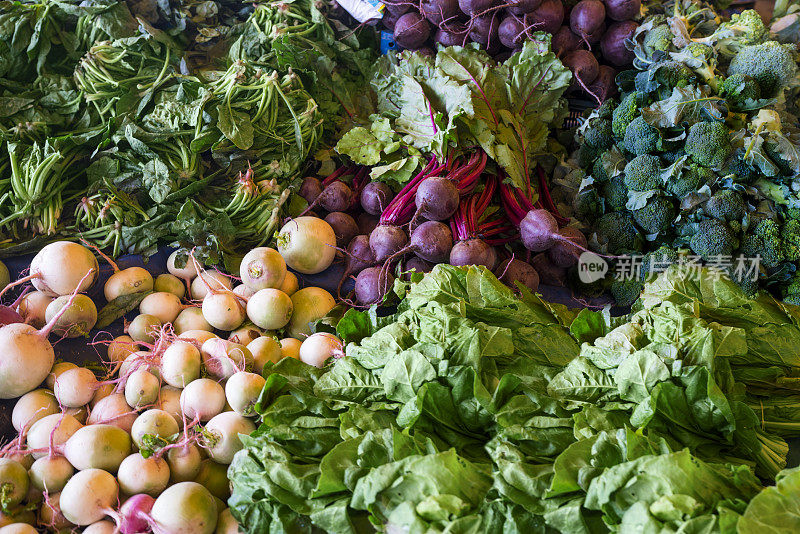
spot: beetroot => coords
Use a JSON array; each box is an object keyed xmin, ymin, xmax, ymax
[
  {"xmin": 519, "ymin": 209, "xmax": 592, "ymax": 264},
  {"xmin": 601, "ymin": 21, "xmax": 638, "ymax": 66},
  {"xmin": 531, "ymin": 253, "xmax": 567, "ymax": 286},
  {"xmin": 420, "ymin": 0, "xmax": 461, "ymax": 25},
  {"xmin": 415, "ymin": 176, "xmax": 459, "ymax": 221},
  {"xmin": 394, "ymin": 12, "xmax": 432, "ymax": 50},
  {"xmin": 527, "ymin": 0, "xmax": 564, "ymax": 34},
  {"xmin": 436, "ymin": 28, "xmax": 465, "ymax": 46},
  {"xmin": 361, "ymin": 181, "xmax": 393, "ymax": 216},
  {"xmin": 301, "ymin": 180, "xmax": 354, "ymax": 215},
  {"xmin": 498, "ymin": 15, "xmax": 527, "ymax": 48},
  {"xmin": 383, "ymin": 10, "xmax": 400, "ymax": 32},
  {"xmin": 370, "ymin": 225, "xmax": 408, "ymax": 263},
  {"xmin": 584, "ymin": 20, "xmax": 606, "ymax": 45},
  {"xmin": 449, "ymin": 239, "xmax": 497, "ymax": 270},
  {"xmin": 358, "ymin": 213, "xmax": 379, "ymax": 235},
  {"xmin": 337, "ymin": 235, "xmax": 376, "ymax": 297},
  {"xmin": 604, "ymin": 0, "xmax": 641, "ymax": 21},
  {"xmin": 495, "ymin": 258, "xmax": 540, "ymax": 292},
  {"xmin": 405, "ymin": 257, "xmax": 434, "ymax": 274},
  {"xmin": 508, "ymin": 0, "xmax": 542, "ymax": 15},
  {"xmin": 570, "ymin": 0, "xmax": 606, "ymax": 44},
  {"xmin": 355, "ymin": 267, "xmax": 395, "ymax": 305},
  {"xmin": 384, "ymin": 1, "xmax": 412, "ymax": 16},
  {"xmin": 458, "ymin": 0, "xmax": 497, "ymax": 16},
  {"xmin": 547, "ymin": 227, "xmax": 589, "ymax": 268},
  {"xmin": 324, "ymin": 212, "xmax": 359, "ymax": 249},
  {"xmin": 589, "ymin": 65, "xmax": 619, "ymax": 102},
  {"xmin": 299, "ymin": 177, "xmax": 322, "ymax": 204},
  {"xmin": 552, "ymin": 26, "xmax": 581, "ymax": 57},
  {"xmin": 469, "ymin": 14, "xmax": 501, "ymax": 51},
  {"xmin": 562, "ymin": 49, "xmax": 600, "ymax": 97}
]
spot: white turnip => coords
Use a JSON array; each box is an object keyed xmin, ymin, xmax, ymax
[
  {"xmin": 26, "ymin": 414, "xmax": 83, "ymax": 459},
  {"xmin": 150, "ymin": 482, "xmax": 217, "ymax": 534},
  {"xmin": 232, "ymin": 284, "xmax": 256, "ymax": 299},
  {"xmin": 200, "ymin": 339, "xmax": 253, "ymax": 379},
  {"xmin": 167, "ymin": 444, "xmax": 202, "ymax": 483},
  {"xmin": 154, "ymin": 273, "xmax": 186, "ymax": 298},
  {"xmin": 157, "ymin": 386, "xmax": 183, "ymax": 429},
  {"xmin": 91, "ymin": 383, "xmax": 115, "ymax": 407},
  {"xmin": 131, "ymin": 409, "xmax": 179, "ymax": 449},
  {"xmin": 127, "ymin": 314, "xmax": 162, "ymax": 344},
  {"xmin": 117, "ymin": 453, "xmax": 170, "ymax": 496},
  {"xmin": 174, "ymin": 307, "xmax": 213, "ymax": 335},
  {"xmin": 194, "ymin": 460, "xmax": 229, "ymax": 500},
  {"xmin": 87, "ymin": 393, "xmax": 137, "ymax": 433},
  {"xmin": 179, "ymin": 379, "xmax": 225, "ymax": 422},
  {"xmin": 279, "ymin": 338, "xmax": 302, "ymax": 360},
  {"xmin": 215, "ymin": 509, "xmax": 240, "ymax": 534},
  {"xmin": 276, "ymin": 217, "xmax": 336, "ymax": 275},
  {"xmin": 202, "ymin": 292, "xmax": 245, "ymax": 331},
  {"xmin": 38, "ymin": 491, "xmax": 73, "ymax": 530},
  {"xmin": 161, "ymin": 341, "xmax": 201, "ymax": 388},
  {"xmin": 46, "ymin": 362, "xmax": 77, "ymax": 390},
  {"xmin": 125, "ymin": 370, "xmax": 161, "ymax": 409},
  {"xmin": 118, "ymin": 493, "xmax": 154, "ymax": 534},
  {"xmin": 247, "ymin": 336, "xmax": 283, "ymax": 373},
  {"xmin": 225, "ymin": 372, "xmax": 266, "ymax": 416},
  {"xmin": 239, "ymin": 247, "xmax": 286, "ymax": 291},
  {"xmin": 191, "ymin": 271, "xmax": 232, "ymax": 301},
  {"xmin": 83, "ymin": 520, "xmax": 118, "ymax": 534},
  {"xmin": 28, "ymin": 241, "xmax": 98, "ymax": 297},
  {"xmin": 63, "ymin": 424, "xmax": 131, "ymax": 472},
  {"xmin": 59, "ymin": 468, "xmax": 118, "ymax": 525},
  {"xmin": 0, "ymin": 459, "xmax": 28, "ymax": 507},
  {"xmin": 140, "ymin": 292, "xmax": 183, "ymax": 324},
  {"xmin": 203, "ymin": 412, "xmax": 256, "ymax": 464},
  {"xmin": 287, "ymin": 287, "xmax": 335, "ymax": 339},
  {"xmin": 107, "ymin": 335, "xmax": 138, "ymax": 368},
  {"xmin": 11, "ymin": 389, "xmax": 58, "ymax": 432},
  {"xmin": 44, "ymin": 294, "xmax": 97, "ymax": 338},
  {"xmin": 168, "ymin": 250, "xmax": 200, "ymax": 279},
  {"xmin": 246, "ymin": 288, "xmax": 292, "ymax": 330},
  {"xmin": 105, "ymin": 266, "xmax": 153, "ymax": 302},
  {"xmin": 0, "ymin": 525, "xmax": 37, "ymax": 534},
  {"xmin": 53, "ymin": 367, "xmax": 97, "ymax": 408},
  {"xmin": 16, "ymin": 291, "xmax": 52, "ymax": 328},
  {"xmin": 29, "ymin": 455, "xmax": 73, "ymax": 493},
  {"xmin": 178, "ymin": 330, "xmax": 217, "ymax": 346},
  {"xmin": 227, "ymin": 324, "xmax": 262, "ymax": 346},
  {"xmin": 299, "ymin": 333, "xmax": 343, "ymax": 368},
  {"xmin": 278, "ymin": 271, "xmax": 299, "ymax": 296}
]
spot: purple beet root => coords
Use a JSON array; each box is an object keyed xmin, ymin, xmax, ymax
[
  {"xmin": 495, "ymin": 258, "xmax": 540, "ymax": 292},
  {"xmin": 449, "ymin": 239, "xmax": 497, "ymax": 270},
  {"xmin": 355, "ymin": 267, "xmax": 395, "ymax": 305},
  {"xmin": 531, "ymin": 253, "xmax": 567, "ymax": 286}
]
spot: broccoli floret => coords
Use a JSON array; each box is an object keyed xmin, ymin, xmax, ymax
[
  {"xmin": 654, "ymin": 61, "xmax": 696, "ymax": 91},
  {"xmin": 592, "ymin": 157, "xmax": 610, "ymax": 182},
  {"xmin": 584, "ymin": 118, "xmax": 614, "ymax": 151},
  {"xmin": 685, "ymin": 121, "xmax": 733, "ymax": 168},
  {"xmin": 720, "ymin": 73, "xmax": 762, "ymax": 109},
  {"xmin": 596, "ymin": 98, "xmax": 618, "ymax": 119},
  {"xmin": 573, "ymin": 188, "xmax": 604, "ymax": 222},
  {"xmin": 673, "ymin": 42, "xmax": 720, "ymax": 89},
  {"xmin": 764, "ymin": 139, "xmax": 797, "ymax": 176},
  {"xmin": 661, "ymin": 149, "xmax": 686, "ymax": 164},
  {"xmin": 632, "ymin": 195, "xmax": 676, "ymax": 234},
  {"xmin": 667, "ymin": 163, "xmax": 714, "ymax": 197},
  {"xmin": 575, "ymin": 144, "xmax": 599, "ymax": 169},
  {"xmin": 728, "ymin": 41, "xmax": 798, "ymax": 97},
  {"xmin": 695, "ymin": 10, "xmax": 768, "ymax": 57},
  {"xmin": 786, "ymin": 272, "xmax": 800, "ymax": 300},
  {"xmin": 641, "ymin": 245, "xmax": 679, "ymax": 280},
  {"xmin": 611, "ymin": 278, "xmax": 645, "ymax": 307},
  {"xmin": 601, "ymin": 175, "xmax": 629, "ymax": 211},
  {"xmin": 724, "ymin": 264, "xmax": 759, "ymax": 296},
  {"xmin": 740, "ymin": 218, "xmax": 784, "ymax": 267},
  {"xmin": 705, "ymin": 190, "xmax": 745, "ymax": 221},
  {"xmin": 723, "ymin": 151, "xmax": 758, "ymax": 184},
  {"xmin": 623, "ymin": 117, "xmax": 660, "ymax": 156},
  {"xmin": 643, "ymin": 24, "xmax": 674, "ymax": 57},
  {"xmin": 612, "ymin": 92, "xmax": 642, "ymax": 139},
  {"xmin": 783, "ymin": 219, "xmax": 800, "ymax": 262},
  {"xmin": 624, "ymin": 154, "xmax": 662, "ymax": 191},
  {"xmin": 689, "ymin": 219, "xmax": 739, "ymax": 259},
  {"xmin": 596, "ymin": 212, "xmax": 642, "ymax": 253}
]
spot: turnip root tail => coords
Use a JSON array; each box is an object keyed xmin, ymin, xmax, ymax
[
  {"xmin": 0, "ymin": 271, "xmax": 41, "ymax": 300},
  {"xmin": 39, "ymin": 268, "xmax": 97, "ymax": 339}
]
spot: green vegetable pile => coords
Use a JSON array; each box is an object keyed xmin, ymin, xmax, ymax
[
  {"xmin": 559, "ymin": 0, "xmax": 800, "ymax": 304},
  {"xmin": 228, "ymin": 263, "xmax": 800, "ymax": 533},
  {"xmin": 0, "ymin": 0, "xmax": 375, "ymax": 263}
]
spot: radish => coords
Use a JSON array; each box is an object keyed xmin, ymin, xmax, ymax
[
  {"xmin": 202, "ymin": 412, "xmax": 256, "ymax": 464},
  {"xmin": 27, "ymin": 414, "xmax": 83, "ymax": 459},
  {"xmin": 46, "ymin": 362, "xmax": 77, "ymax": 390},
  {"xmin": 0, "ymin": 459, "xmax": 28, "ymax": 508},
  {"xmin": 299, "ymin": 333, "xmax": 343, "ymax": 368},
  {"xmin": 16, "ymin": 291, "xmax": 52, "ymax": 328},
  {"xmin": 167, "ymin": 250, "xmax": 200, "ymax": 280},
  {"xmin": 178, "ymin": 330, "xmax": 217, "ymax": 346},
  {"xmin": 157, "ymin": 386, "xmax": 184, "ymax": 428},
  {"xmin": 180, "ymin": 379, "xmax": 225, "ymax": 422},
  {"xmin": 246, "ymin": 288, "xmax": 292, "ymax": 330},
  {"xmin": 53, "ymin": 367, "xmax": 97, "ymax": 408},
  {"xmin": 161, "ymin": 341, "xmax": 201, "ymax": 388},
  {"xmin": 174, "ymin": 307, "xmax": 213, "ymax": 335},
  {"xmin": 118, "ymin": 493, "xmax": 155, "ymax": 533},
  {"xmin": 103, "ymin": 255, "xmax": 153, "ymax": 302},
  {"xmin": 191, "ymin": 271, "xmax": 233, "ymax": 301},
  {"xmin": 232, "ymin": 284, "xmax": 257, "ymax": 300},
  {"xmin": 354, "ymin": 268, "xmax": 395, "ymax": 305},
  {"xmin": 215, "ymin": 509, "xmax": 240, "ymax": 534},
  {"xmin": 247, "ymin": 336, "xmax": 283, "ymax": 373},
  {"xmin": 27, "ymin": 241, "xmax": 98, "ymax": 297},
  {"xmin": 131, "ymin": 409, "xmax": 180, "ymax": 449},
  {"xmin": 117, "ymin": 453, "xmax": 170, "ymax": 496},
  {"xmin": 225, "ymin": 372, "xmax": 266, "ymax": 416},
  {"xmin": 201, "ymin": 338, "xmax": 253, "ymax": 379},
  {"xmin": 59, "ymin": 468, "xmax": 118, "ymax": 525},
  {"xmin": 87, "ymin": 394, "xmax": 137, "ymax": 433},
  {"xmin": 360, "ymin": 182, "xmax": 393, "ymax": 216},
  {"xmin": 194, "ymin": 460, "xmax": 230, "ymax": 500},
  {"xmin": 150, "ymin": 482, "xmax": 217, "ymax": 534},
  {"xmin": 287, "ymin": 287, "xmax": 335, "ymax": 339},
  {"xmin": 202, "ymin": 292, "xmax": 246, "ymax": 331},
  {"xmin": 127, "ymin": 314, "xmax": 162, "ymax": 344},
  {"xmin": 154, "ymin": 273, "xmax": 186, "ymax": 298},
  {"xmin": 278, "ymin": 272, "xmax": 299, "ymax": 296},
  {"xmin": 38, "ymin": 491, "xmax": 73, "ymax": 530},
  {"xmin": 125, "ymin": 370, "xmax": 161, "ymax": 409},
  {"xmin": 167, "ymin": 444, "xmax": 202, "ymax": 483},
  {"xmin": 63, "ymin": 424, "xmax": 131, "ymax": 472},
  {"xmin": 83, "ymin": 520, "xmax": 117, "ymax": 534},
  {"xmin": 11, "ymin": 389, "xmax": 59, "ymax": 432},
  {"xmin": 227, "ymin": 324, "xmax": 263, "ymax": 346},
  {"xmin": 44, "ymin": 294, "xmax": 97, "ymax": 338},
  {"xmin": 279, "ymin": 338, "xmax": 302, "ymax": 360},
  {"xmin": 276, "ymin": 217, "xmax": 337, "ymax": 275},
  {"xmin": 239, "ymin": 247, "xmax": 286, "ymax": 291},
  {"xmin": 29, "ymin": 455, "xmax": 74, "ymax": 492},
  {"xmin": 369, "ymin": 225, "xmax": 407, "ymax": 263},
  {"xmin": 140, "ymin": 292, "xmax": 183, "ymax": 324}
]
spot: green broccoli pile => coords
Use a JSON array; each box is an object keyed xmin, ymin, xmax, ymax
[{"xmin": 564, "ymin": 0, "xmax": 800, "ymax": 306}]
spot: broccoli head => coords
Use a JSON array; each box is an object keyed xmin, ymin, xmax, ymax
[
  {"xmin": 654, "ymin": 61, "xmax": 696, "ymax": 91},
  {"xmin": 705, "ymin": 189, "xmax": 745, "ymax": 221},
  {"xmin": 696, "ymin": 10, "xmax": 768, "ymax": 57},
  {"xmin": 685, "ymin": 121, "xmax": 733, "ymax": 169},
  {"xmin": 641, "ymin": 245, "xmax": 679, "ymax": 280},
  {"xmin": 592, "ymin": 157, "xmax": 610, "ymax": 182},
  {"xmin": 573, "ymin": 188, "xmax": 604, "ymax": 222},
  {"xmin": 610, "ymin": 278, "xmax": 645, "ymax": 308},
  {"xmin": 624, "ymin": 154, "xmax": 662, "ymax": 191},
  {"xmin": 740, "ymin": 218, "xmax": 784, "ymax": 267},
  {"xmin": 643, "ymin": 24, "xmax": 674, "ymax": 58},
  {"xmin": 689, "ymin": 219, "xmax": 739, "ymax": 259},
  {"xmin": 728, "ymin": 41, "xmax": 798, "ymax": 97},
  {"xmin": 596, "ymin": 98, "xmax": 618, "ymax": 119},
  {"xmin": 575, "ymin": 144, "xmax": 599, "ymax": 169},
  {"xmin": 674, "ymin": 42, "xmax": 720, "ymax": 89},
  {"xmin": 724, "ymin": 264, "xmax": 759, "ymax": 296},
  {"xmin": 584, "ymin": 118, "xmax": 614, "ymax": 151},
  {"xmin": 632, "ymin": 195, "xmax": 677, "ymax": 234},
  {"xmin": 596, "ymin": 212, "xmax": 642, "ymax": 254},
  {"xmin": 720, "ymin": 73, "xmax": 762, "ymax": 108},
  {"xmin": 667, "ymin": 163, "xmax": 714, "ymax": 197},
  {"xmin": 783, "ymin": 219, "xmax": 800, "ymax": 262},
  {"xmin": 601, "ymin": 175, "xmax": 629, "ymax": 212},
  {"xmin": 612, "ymin": 92, "xmax": 642, "ymax": 139},
  {"xmin": 785, "ymin": 272, "xmax": 800, "ymax": 302},
  {"xmin": 623, "ymin": 116, "xmax": 660, "ymax": 156},
  {"xmin": 723, "ymin": 151, "xmax": 758, "ymax": 184}
]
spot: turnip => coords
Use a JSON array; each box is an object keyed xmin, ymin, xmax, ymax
[
  {"xmin": 27, "ymin": 414, "xmax": 83, "ymax": 459},
  {"xmin": 225, "ymin": 372, "xmax": 266, "ymax": 416},
  {"xmin": 46, "ymin": 362, "xmax": 78, "ymax": 390},
  {"xmin": 414, "ymin": 176, "xmax": 459, "ymax": 222},
  {"xmin": 59, "ymin": 468, "xmax": 118, "ymax": 525},
  {"xmin": 174, "ymin": 307, "xmax": 213, "ymax": 335},
  {"xmin": 107, "ymin": 335, "xmax": 138, "ymax": 368},
  {"xmin": 167, "ymin": 444, "xmax": 202, "ymax": 483},
  {"xmin": 117, "ymin": 453, "xmax": 170, "ymax": 496},
  {"xmin": 528, "ymin": 0, "xmax": 564, "ymax": 34},
  {"xmin": 27, "ymin": 241, "xmax": 98, "ymax": 297},
  {"xmin": 179, "ymin": 379, "xmax": 225, "ymax": 422},
  {"xmin": 360, "ymin": 182, "xmax": 393, "ymax": 216},
  {"xmin": 16, "ymin": 291, "xmax": 52, "ymax": 328},
  {"xmin": 277, "ymin": 272, "xmax": 298, "ymax": 297},
  {"xmin": 239, "ymin": 247, "xmax": 286, "ymax": 291},
  {"xmin": 215, "ymin": 509, "xmax": 240, "ymax": 534},
  {"xmin": 83, "ymin": 520, "xmax": 118, "ymax": 534},
  {"xmin": 167, "ymin": 250, "xmax": 200, "ymax": 280},
  {"xmin": 118, "ymin": 493, "xmax": 154, "ymax": 533},
  {"xmin": 161, "ymin": 341, "xmax": 201, "ymax": 388},
  {"xmin": 299, "ymin": 176, "xmax": 322, "ymax": 204},
  {"xmin": 246, "ymin": 289, "xmax": 292, "ymax": 330},
  {"xmin": 0, "ymin": 459, "xmax": 28, "ymax": 508},
  {"xmin": 604, "ymin": 0, "xmax": 641, "ymax": 20},
  {"xmin": 63, "ymin": 424, "xmax": 131, "ymax": 472},
  {"xmin": 450, "ymin": 239, "xmax": 497, "ymax": 270},
  {"xmin": 287, "ymin": 287, "xmax": 335, "ymax": 339},
  {"xmin": 91, "ymin": 382, "xmax": 115, "ymax": 407},
  {"xmin": 354, "ymin": 268, "xmax": 395, "ymax": 306},
  {"xmin": 154, "ymin": 273, "xmax": 186, "ymax": 298},
  {"xmin": 104, "ymin": 262, "xmax": 153, "ymax": 302},
  {"xmin": 150, "ymin": 482, "xmax": 217, "ymax": 534},
  {"xmin": 140, "ymin": 292, "xmax": 183, "ymax": 324},
  {"xmin": 157, "ymin": 386, "xmax": 183, "ymax": 429},
  {"xmin": 44, "ymin": 294, "xmax": 97, "ymax": 338},
  {"xmin": 125, "ymin": 370, "xmax": 161, "ymax": 409},
  {"xmin": 29, "ymin": 455, "xmax": 74, "ymax": 493},
  {"xmin": 191, "ymin": 272, "xmax": 233, "ymax": 301},
  {"xmin": 231, "ymin": 284, "xmax": 256, "ymax": 300},
  {"xmin": 227, "ymin": 324, "xmax": 263, "ymax": 346},
  {"xmin": 201, "ymin": 339, "xmax": 253, "ymax": 379},
  {"xmin": 178, "ymin": 330, "xmax": 217, "ymax": 346},
  {"xmin": 299, "ymin": 333, "xmax": 343, "ymax": 368},
  {"xmin": 11, "ymin": 389, "xmax": 59, "ymax": 432},
  {"xmin": 547, "ymin": 227, "xmax": 589, "ymax": 268},
  {"xmin": 202, "ymin": 292, "xmax": 246, "ymax": 331},
  {"xmin": 202, "ymin": 412, "xmax": 255, "ymax": 464},
  {"xmin": 127, "ymin": 314, "xmax": 162, "ymax": 344},
  {"xmin": 0, "ymin": 525, "xmax": 37, "ymax": 534},
  {"xmin": 601, "ymin": 21, "xmax": 638, "ymax": 67},
  {"xmin": 279, "ymin": 338, "xmax": 302, "ymax": 360},
  {"xmin": 247, "ymin": 336, "xmax": 283, "ymax": 373},
  {"xmin": 66, "ymin": 405, "xmax": 88, "ymax": 424},
  {"xmin": 194, "ymin": 460, "xmax": 230, "ymax": 500},
  {"xmin": 118, "ymin": 351, "xmax": 160, "ymax": 383},
  {"xmin": 276, "ymin": 217, "xmax": 336, "ymax": 275},
  {"xmin": 325, "ymin": 212, "xmax": 359, "ymax": 250},
  {"xmin": 131, "ymin": 409, "xmax": 179, "ymax": 450},
  {"xmin": 38, "ymin": 491, "xmax": 73, "ymax": 530},
  {"xmin": 87, "ymin": 394, "xmax": 137, "ymax": 433},
  {"xmin": 53, "ymin": 367, "xmax": 97, "ymax": 408}
]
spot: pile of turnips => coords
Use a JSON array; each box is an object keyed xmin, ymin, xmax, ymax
[
  {"xmin": 0, "ymin": 240, "xmax": 346, "ymax": 532},
  {"xmin": 377, "ymin": 0, "xmax": 640, "ymax": 103}
]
